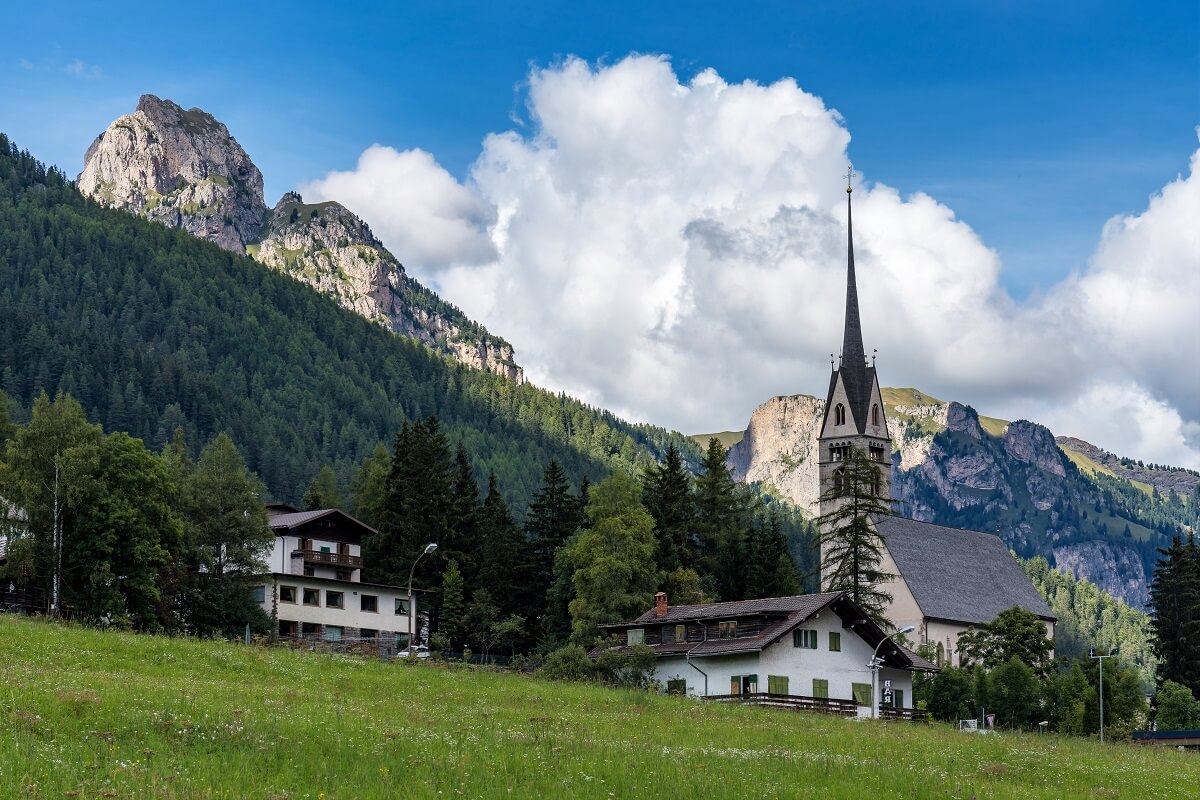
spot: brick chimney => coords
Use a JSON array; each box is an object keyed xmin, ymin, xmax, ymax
[{"xmin": 654, "ymin": 592, "xmax": 668, "ymax": 619}]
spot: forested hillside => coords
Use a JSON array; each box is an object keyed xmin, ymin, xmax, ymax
[{"xmin": 0, "ymin": 135, "xmax": 696, "ymax": 509}]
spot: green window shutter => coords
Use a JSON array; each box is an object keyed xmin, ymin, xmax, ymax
[
  {"xmin": 767, "ymin": 675, "xmax": 789, "ymax": 695},
  {"xmin": 852, "ymin": 683, "xmax": 871, "ymax": 706},
  {"xmin": 895, "ymin": 689, "xmax": 905, "ymax": 709},
  {"xmin": 809, "ymin": 631, "xmax": 818, "ymax": 649},
  {"xmin": 812, "ymin": 679, "xmax": 829, "ymax": 699},
  {"xmin": 828, "ymin": 631, "xmax": 841, "ymax": 652},
  {"xmin": 792, "ymin": 630, "xmax": 801, "ymax": 648}
]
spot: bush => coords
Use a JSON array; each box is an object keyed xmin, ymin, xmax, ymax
[
  {"xmin": 540, "ymin": 644, "xmax": 595, "ymax": 682},
  {"xmin": 1156, "ymin": 681, "xmax": 1200, "ymax": 729}
]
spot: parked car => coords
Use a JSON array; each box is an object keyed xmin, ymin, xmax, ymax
[{"xmin": 396, "ymin": 645, "xmax": 431, "ymax": 659}]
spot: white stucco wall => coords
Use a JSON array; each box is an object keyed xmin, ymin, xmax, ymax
[
  {"xmin": 269, "ymin": 535, "xmax": 362, "ymax": 582},
  {"xmin": 256, "ymin": 576, "xmax": 415, "ymax": 639},
  {"xmin": 652, "ymin": 611, "xmax": 914, "ymax": 711}
]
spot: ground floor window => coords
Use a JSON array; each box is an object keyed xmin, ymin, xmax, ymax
[
  {"xmin": 851, "ymin": 683, "xmax": 872, "ymax": 706},
  {"xmin": 301, "ymin": 622, "xmax": 320, "ymax": 637},
  {"xmin": 323, "ymin": 626, "xmax": 343, "ymax": 642},
  {"xmin": 395, "ymin": 632, "xmax": 411, "ymax": 650},
  {"xmin": 766, "ymin": 675, "xmax": 789, "ymax": 695},
  {"xmin": 812, "ymin": 678, "xmax": 829, "ymax": 699},
  {"xmin": 666, "ymin": 678, "xmax": 686, "ymax": 695},
  {"xmin": 361, "ymin": 629, "xmax": 377, "ymax": 640},
  {"xmin": 278, "ymin": 620, "xmax": 297, "ymax": 638},
  {"xmin": 730, "ymin": 674, "xmax": 758, "ymax": 695},
  {"xmin": 894, "ymin": 689, "xmax": 905, "ymax": 709},
  {"xmin": 252, "ymin": 585, "xmax": 266, "ymax": 603}
]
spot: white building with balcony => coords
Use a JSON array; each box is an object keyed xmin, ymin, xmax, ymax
[{"xmin": 254, "ymin": 503, "xmax": 430, "ymax": 652}]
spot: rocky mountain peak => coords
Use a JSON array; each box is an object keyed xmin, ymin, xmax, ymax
[
  {"xmin": 78, "ymin": 95, "xmax": 266, "ymax": 252},
  {"xmin": 1003, "ymin": 419, "xmax": 1067, "ymax": 477}
]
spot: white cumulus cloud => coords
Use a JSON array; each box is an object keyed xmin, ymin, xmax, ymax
[{"xmin": 302, "ymin": 56, "xmax": 1200, "ymax": 470}]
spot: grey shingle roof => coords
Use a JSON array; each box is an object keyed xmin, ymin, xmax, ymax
[
  {"xmin": 268, "ymin": 508, "xmax": 378, "ymax": 536},
  {"xmin": 627, "ymin": 592, "xmax": 844, "ymax": 625},
  {"xmin": 874, "ymin": 515, "xmax": 1055, "ymax": 625}
]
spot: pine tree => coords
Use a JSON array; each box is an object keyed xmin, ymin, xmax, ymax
[
  {"xmin": 444, "ymin": 445, "xmax": 481, "ymax": 587},
  {"xmin": 693, "ymin": 437, "xmax": 748, "ymax": 599},
  {"xmin": 478, "ymin": 472, "xmax": 534, "ymax": 645},
  {"xmin": 642, "ymin": 442, "xmax": 694, "ymax": 574},
  {"xmin": 439, "ymin": 559, "xmax": 465, "ymax": 649},
  {"xmin": 816, "ymin": 445, "xmax": 895, "ymax": 626},
  {"xmin": 1149, "ymin": 533, "xmax": 1200, "ymax": 696},
  {"xmin": 302, "ymin": 465, "xmax": 343, "ymax": 510},
  {"xmin": 526, "ymin": 460, "xmax": 579, "ymax": 595}
]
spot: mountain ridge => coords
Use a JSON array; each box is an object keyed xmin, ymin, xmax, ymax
[{"xmin": 77, "ymin": 95, "xmax": 523, "ymax": 383}]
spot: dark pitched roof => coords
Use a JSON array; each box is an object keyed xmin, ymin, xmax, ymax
[
  {"xmin": 874, "ymin": 515, "xmax": 1056, "ymax": 625},
  {"xmin": 268, "ymin": 508, "xmax": 378, "ymax": 538},
  {"xmin": 600, "ymin": 591, "xmax": 938, "ymax": 672}
]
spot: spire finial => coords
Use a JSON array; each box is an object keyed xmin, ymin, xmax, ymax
[{"xmin": 845, "ymin": 164, "xmax": 855, "ymax": 194}]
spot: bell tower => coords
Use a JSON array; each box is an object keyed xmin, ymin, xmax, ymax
[{"xmin": 817, "ymin": 168, "xmax": 892, "ymax": 535}]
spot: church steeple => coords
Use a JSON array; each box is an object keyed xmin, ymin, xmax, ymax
[{"xmin": 816, "ymin": 165, "xmax": 892, "ymax": 517}]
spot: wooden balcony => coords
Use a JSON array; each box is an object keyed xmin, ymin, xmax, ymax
[
  {"xmin": 704, "ymin": 692, "xmax": 859, "ymax": 717},
  {"xmin": 294, "ymin": 549, "xmax": 362, "ymax": 568}
]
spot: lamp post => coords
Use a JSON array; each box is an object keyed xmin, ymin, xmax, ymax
[
  {"xmin": 1090, "ymin": 647, "xmax": 1120, "ymax": 743},
  {"xmin": 406, "ymin": 543, "xmax": 437, "ymax": 655},
  {"xmin": 868, "ymin": 624, "xmax": 915, "ymax": 719}
]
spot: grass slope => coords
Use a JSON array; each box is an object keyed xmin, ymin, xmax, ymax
[
  {"xmin": 2, "ymin": 619, "xmax": 1194, "ymax": 799},
  {"xmin": 1059, "ymin": 442, "xmax": 1155, "ymax": 496},
  {"xmin": 689, "ymin": 431, "xmax": 745, "ymax": 450}
]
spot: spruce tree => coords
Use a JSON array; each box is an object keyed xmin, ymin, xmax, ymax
[
  {"xmin": 642, "ymin": 442, "xmax": 694, "ymax": 574},
  {"xmin": 1150, "ymin": 533, "xmax": 1200, "ymax": 697},
  {"xmin": 693, "ymin": 437, "xmax": 748, "ymax": 599},
  {"xmin": 444, "ymin": 445, "xmax": 481, "ymax": 587},
  {"xmin": 302, "ymin": 465, "xmax": 343, "ymax": 510},
  {"xmin": 815, "ymin": 445, "xmax": 895, "ymax": 626},
  {"xmin": 439, "ymin": 559, "xmax": 465, "ymax": 649},
  {"xmin": 526, "ymin": 460, "xmax": 579, "ymax": 595},
  {"xmin": 478, "ymin": 472, "xmax": 533, "ymax": 644}
]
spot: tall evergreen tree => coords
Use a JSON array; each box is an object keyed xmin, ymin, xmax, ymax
[
  {"xmin": 744, "ymin": 508, "xmax": 802, "ymax": 600},
  {"xmin": 815, "ymin": 445, "xmax": 895, "ymax": 626},
  {"xmin": 302, "ymin": 465, "xmax": 343, "ymax": 510},
  {"xmin": 439, "ymin": 559, "xmax": 465, "ymax": 649},
  {"xmin": 349, "ymin": 442, "xmax": 390, "ymax": 529},
  {"xmin": 642, "ymin": 442, "xmax": 694, "ymax": 575},
  {"xmin": 444, "ymin": 445, "xmax": 481, "ymax": 586},
  {"xmin": 1149, "ymin": 533, "xmax": 1200, "ymax": 696},
  {"xmin": 478, "ymin": 473, "xmax": 533, "ymax": 642},
  {"xmin": 526, "ymin": 460, "xmax": 580, "ymax": 595},
  {"xmin": 693, "ymin": 437, "xmax": 748, "ymax": 599}
]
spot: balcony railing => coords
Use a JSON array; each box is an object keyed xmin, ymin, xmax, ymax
[
  {"xmin": 704, "ymin": 692, "xmax": 859, "ymax": 716},
  {"xmin": 293, "ymin": 549, "xmax": 362, "ymax": 568}
]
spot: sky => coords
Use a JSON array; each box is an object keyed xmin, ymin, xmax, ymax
[{"xmin": 2, "ymin": 2, "xmax": 1199, "ymax": 467}]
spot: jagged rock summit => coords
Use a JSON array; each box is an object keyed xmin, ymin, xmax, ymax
[
  {"xmin": 78, "ymin": 95, "xmax": 266, "ymax": 252},
  {"xmin": 78, "ymin": 96, "xmax": 523, "ymax": 383}
]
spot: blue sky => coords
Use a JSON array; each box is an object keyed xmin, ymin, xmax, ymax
[{"xmin": 3, "ymin": 1, "xmax": 1197, "ymax": 298}]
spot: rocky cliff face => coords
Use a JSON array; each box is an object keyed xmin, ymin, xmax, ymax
[
  {"xmin": 254, "ymin": 193, "xmax": 523, "ymax": 382},
  {"xmin": 1058, "ymin": 436, "xmax": 1200, "ymax": 499},
  {"xmin": 78, "ymin": 96, "xmax": 523, "ymax": 383},
  {"xmin": 727, "ymin": 395, "xmax": 824, "ymax": 515},
  {"xmin": 724, "ymin": 387, "xmax": 1184, "ymax": 607},
  {"xmin": 78, "ymin": 95, "xmax": 266, "ymax": 252}
]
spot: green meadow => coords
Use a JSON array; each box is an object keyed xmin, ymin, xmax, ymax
[{"xmin": 1, "ymin": 617, "xmax": 1195, "ymax": 799}]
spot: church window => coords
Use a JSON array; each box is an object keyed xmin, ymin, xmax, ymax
[
  {"xmin": 870, "ymin": 470, "xmax": 881, "ymax": 497},
  {"xmin": 869, "ymin": 444, "xmax": 885, "ymax": 462},
  {"xmin": 831, "ymin": 444, "xmax": 849, "ymax": 462},
  {"xmin": 834, "ymin": 403, "xmax": 846, "ymax": 426},
  {"xmin": 833, "ymin": 468, "xmax": 845, "ymax": 493},
  {"xmin": 872, "ymin": 404, "xmax": 880, "ymax": 426}
]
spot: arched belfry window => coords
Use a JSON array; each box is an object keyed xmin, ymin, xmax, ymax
[
  {"xmin": 833, "ymin": 467, "xmax": 845, "ymax": 493},
  {"xmin": 834, "ymin": 403, "xmax": 846, "ymax": 426},
  {"xmin": 870, "ymin": 468, "xmax": 881, "ymax": 497},
  {"xmin": 872, "ymin": 404, "xmax": 879, "ymax": 426}
]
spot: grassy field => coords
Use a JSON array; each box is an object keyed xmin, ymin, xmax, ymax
[
  {"xmin": 690, "ymin": 430, "xmax": 744, "ymax": 450},
  {"xmin": 2, "ymin": 618, "xmax": 1196, "ymax": 799}
]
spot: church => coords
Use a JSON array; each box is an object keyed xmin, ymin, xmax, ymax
[{"xmin": 817, "ymin": 174, "xmax": 1055, "ymax": 667}]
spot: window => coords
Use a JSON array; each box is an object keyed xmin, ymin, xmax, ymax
[
  {"xmin": 326, "ymin": 591, "xmax": 344, "ymax": 609},
  {"xmin": 834, "ymin": 403, "xmax": 846, "ymax": 426},
  {"xmin": 851, "ymin": 683, "xmax": 872, "ymax": 706},
  {"xmin": 894, "ymin": 689, "xmax": 905, "ymax": 709},
  {"xmin": 718, "ymin": 621, "xmax": 737, "ymax": 639},
  {"xmin": 828, "ymin": 632, "xmax": 841, "ymax": 652},
  {"xmin": 730, "ymin": 674, "xmax": 758, "ymax": 695},
  {"xmin": 812, "ymin": 679, "xmax": 829, "ymax": 699},
  {"xmin": 302, "ymin": 588, "xmax": 320, "ymax": 606},
  {"xmin": 870, "ymin": 470, "xmax": 881, "ymax": 497},
  {"xmin": 301, "ymin": 622, "xmax": 320, "ymax": 637},
  {"xmin": 360, "ymin": 629, "xmax": 378, "ymax": 641},
  {"xmin": 395, "ymin": 598, "xmax": 411, "ymax": 615},
  {"xmin": 675, "ymin": 624, "xmax": 686, "ymax": 644},
  {"xmin": 252, "ymin": 585, "xmax": 266, "ymax": 603},
  {"xmin": 793, "ymin": 629, "xmax": 818, "ymax": 649},
  {"xmin": 869, "ymin": 444, "xmax": 885, "ymax": 462},
  {"xmin": 830, "ymin": 444, "xmax": 849, "ymax": 462},
  {"xmin": 323, "ymin": 625, "xmax": 343, "ymax": 642},
  {"xmin": 833, "ymin": 468, "xmax": 845, "ymax": 493},
  {"xmin": 278, "ymin": 620, "xmax": 297, "ymax": 638},
  {"xmin": 303, "ymin": 565, "xmax": 315, "ymax": 577},
  {"xmin": 766, "ymin": 675, "xmax": 789, "ymax": 695},
  {"xmin": 872, "ymin": 404, "xmax": 880, "ymax": 426},
  {"xmin": 320, "ymin": 545, "xmax": 331, "ymax": 554},
  {"xmin": 279, "ymin": 585, "xmax": 297, "ymax": 604},
  {"xmin": 395, "ymin": 632, "xmax": 411, "ymax": 649},
  {"xmin": 360, "ymin": 594, "xmax": 378, "ymax": 613},
  {"xmin": 666, "ymin": 679, "xmax": 687, "ymax": 695},
  {"xmin": 627, "ymin": 628, "xmax": 645, "ymax": 646}
]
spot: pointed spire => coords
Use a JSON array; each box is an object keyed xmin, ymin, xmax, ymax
[{"xmin": 841, "ymin": 167, "xmax": 866, "ymax": 374}]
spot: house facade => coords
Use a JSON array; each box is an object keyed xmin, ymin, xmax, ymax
[
  {"xmin": 254, "ymin": 504, "xmax": 428, "ymax": 652},
  {"xmin": 599, "ymin": 591, "xmax": 936, "ymax": 716},
  {"xmin": 816, "ymin": 179, "xmax": 1056, "ymax": 664}
]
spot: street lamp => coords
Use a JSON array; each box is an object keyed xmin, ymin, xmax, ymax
[
  {"xmin": 405, "ymin": 543, "xmax": 437, "ymax": 655},
  {"xmin": 1090, "ymin": 647, "xmax": 1120, "ymax": 743},
  {"xmin": 868, "ymin": 624, "xmax": 915, "ymax": 719}
]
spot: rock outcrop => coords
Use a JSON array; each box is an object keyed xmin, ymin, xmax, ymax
[
  {"xmin": 1052, "ymin": 540, "xmax": 1148, "ymax": 609},
  {"xmin": 727, "ymin": 395, "xmax": 824, "ymax": 514},
  {"xmin": 78, "ymin": 96, "xmax": 524, "ymax": 383},
  {"xmin": 1058, "ymin": 435, "xmax": 1200, "ymax": 499},
  {"xmin": 78, "ymin": 95, "xmax": 266, "ymax": 252}
]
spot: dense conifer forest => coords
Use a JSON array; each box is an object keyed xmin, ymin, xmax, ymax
[{"xmin": 0, "ymin": 134, "xmax": 696, "ymax": 509}]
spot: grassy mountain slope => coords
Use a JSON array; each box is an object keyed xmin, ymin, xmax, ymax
[
  {"xmin": 4, "ymin": 617, "xmax": 1195, "ymax": 799},
  {"xmin": 0, "ymin": 135, "xmax": 697, "ymax": 509}
]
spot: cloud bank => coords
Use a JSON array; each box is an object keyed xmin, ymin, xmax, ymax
[{"xmin": 303, "ymin": 55, "xmax": 1200, "ymax": 469}]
